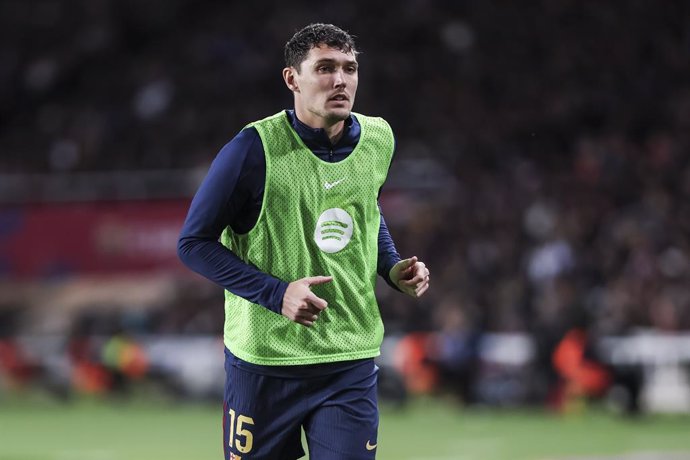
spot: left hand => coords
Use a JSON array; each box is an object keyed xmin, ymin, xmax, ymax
[{"xmin": 389, "ymin": 256, "xmax": 430, "ymax": 298}]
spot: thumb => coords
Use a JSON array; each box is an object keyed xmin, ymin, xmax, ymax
[
  {"xmin": 304, "ymin": 275, "xmax": 333, "ymax": 286},
  {"xmin": 307, "ymin": 292, "xmax": 328, "ymax": 310},
  {"xmin": 401, "ymin": 256, "xmax": 418, "ymax": 270}
]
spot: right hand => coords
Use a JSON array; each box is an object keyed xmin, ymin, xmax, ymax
[{"xmin": 281, "ymin": 276, "xmax": 333, "ymax": 327}]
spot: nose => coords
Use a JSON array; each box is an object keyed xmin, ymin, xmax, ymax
[{"xmin": 333, "ymin": 69, "xmax": 346, "ymax": 88}]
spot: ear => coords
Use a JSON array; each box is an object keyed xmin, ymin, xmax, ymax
[{"xmin": 282, "ymin": 67, "xmax": 300, "ymax": 93}]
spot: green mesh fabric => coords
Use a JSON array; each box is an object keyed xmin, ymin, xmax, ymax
[{"xmin": 221, "ymin": 111, "xmax": 395, "ymax": 365}]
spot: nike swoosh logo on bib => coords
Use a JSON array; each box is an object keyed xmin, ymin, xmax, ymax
[
  {"xmin": 324, "ymin": 178, "xmax": 345, "ymax": 190},
  {"xmin": 366, "ymin": 440, "xmax": 377, "ymax": 450}
]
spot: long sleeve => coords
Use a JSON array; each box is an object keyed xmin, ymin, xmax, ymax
[
  {"xmin": 377, "ymin": 207, "xmax": 402, "ymax": 291},
  {"xmin": 177, "ymin": 129, "xmax": 287, "ymax": 313}
]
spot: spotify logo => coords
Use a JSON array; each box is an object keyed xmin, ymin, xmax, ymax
[{"xmin": 314, "ymin": 208, "xmax": 353, "ymax": 253}]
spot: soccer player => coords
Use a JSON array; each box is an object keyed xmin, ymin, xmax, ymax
[{"xmin": 178, "ymin": 23, "xmax": 430, "ymax": 459}]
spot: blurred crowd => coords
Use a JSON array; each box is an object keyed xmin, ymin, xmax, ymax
[{"xmin": 1, "ymin": 1, "xmax": 690, "ymax": 407}]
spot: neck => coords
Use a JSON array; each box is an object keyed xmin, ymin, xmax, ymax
[
  {"xmin": 323, "ymin": 122, "xmax": 345, "ymax": 145},
  {"xmin": 294, "ymin": 107, "xmax": 346, "ymax": 145}
]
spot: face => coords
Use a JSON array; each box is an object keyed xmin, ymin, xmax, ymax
[{"xmin": 283, "ymin": 45, "xmax": 358, "ymax": 128}]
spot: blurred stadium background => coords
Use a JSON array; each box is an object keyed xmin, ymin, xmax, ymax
[{"xmin": 1, "ymin": 1, "xmax": 690, "ymax": 459}]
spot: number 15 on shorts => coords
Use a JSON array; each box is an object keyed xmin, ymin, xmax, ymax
[{"xmin": 228, "ymin": 408, "xmax": 255, "ymax": 454}]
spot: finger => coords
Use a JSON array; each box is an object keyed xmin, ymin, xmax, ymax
[
  {"xmin": 295, "ymin": 304, "xmax": 318, "ymax": 316},
  {"xmin": 401, "ymin": 256, "xmax": 418, "ymax": 270},
  {"xmin": 408, "ymin": 266, "xmax": 429, "ymax": 284},
  {"xmin": 293, "ymin": 308, "xmax": 318, "ymax": 324},
  {"xmin": 296, "ymin": 310, "xmax": 320, "ymax": 322},
  {"xmin": 296, "ymin": 318, "xmax": 315, "ymax": 327},
  {"xmin": 304, "ymin": 276, "xmax": 333, "ymax": 286},
  {"xmin": 396, "ymin": 257, "xmax": 417, "ymax": 275},
  {"xmin": 412, "ymin": 263, "xmax": 428, "ymax": 280},
  {"xmin": 416, "ymin": 283, "xmax": 429, "ymax": 297},
  {"xmin": 300, "ymin": 304, "xmax": 322, "ymax": 318},
  {"xmin": 401, "ymin": 274, "xmax": 425, "ymax": 286},
  {"xmin": 306, "ymin": 304, "xmax": 322, "ymax": 315},
  {"xmin": 306, "ymin": 293, "xmax": 328, "ymax": 310},
  {"xmin": 415, "ymin": 279, "xmax": 429, "ymax": 295}
]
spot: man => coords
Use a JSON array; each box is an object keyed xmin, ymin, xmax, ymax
[{"xmin": 178, "ymin": 23, "xmax": 429, "ymax": 459}]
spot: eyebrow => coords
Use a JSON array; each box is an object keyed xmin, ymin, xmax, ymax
[{"xmin": 313, "ymin": 58, "xmax": 358, "ymax": 67}]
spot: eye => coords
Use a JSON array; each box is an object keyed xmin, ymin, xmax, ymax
[{"xmin": 317, "ymin": 65, "xmax": 332, "ymax": 73}]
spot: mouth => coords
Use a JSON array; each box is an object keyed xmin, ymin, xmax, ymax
[{"xmin": 328, "ymin": 93, "xmax": 349, "ymax": 102}]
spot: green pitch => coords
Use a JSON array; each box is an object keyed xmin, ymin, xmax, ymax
[{"xmin": 0, "ymin": 397, "xmax": 689, "ymax": 460}]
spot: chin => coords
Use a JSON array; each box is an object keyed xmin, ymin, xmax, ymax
[{"xmin": 326, "ymin": 108, "xmax": 351, "ymax": 122}]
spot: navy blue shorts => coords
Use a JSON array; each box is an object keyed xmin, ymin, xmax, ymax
[{"xmin": 223, "ymin": 349, "xmax": 379, "ymax": 459}]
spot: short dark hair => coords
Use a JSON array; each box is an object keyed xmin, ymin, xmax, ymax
[{"xmin": 284, "ymin": 23, "xmax": 357, "ymax": 71}]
